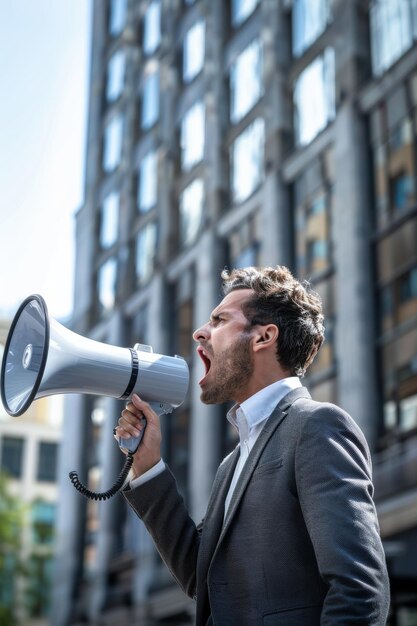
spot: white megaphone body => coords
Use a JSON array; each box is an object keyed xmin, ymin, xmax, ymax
[{"xmin": 1, "ymin": 295, "xmax": 189, "ymax": 500}]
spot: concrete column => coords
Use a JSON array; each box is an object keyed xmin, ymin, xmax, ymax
[
  {"xmin": 89, "ymin": 313, "xmax": 127, "ymax": 618},
  {"xmin": 130, "ymin": 274, "xmax": 171, "ymax": 602},
  {"xmin": 189, "ymin": 231, "xmax": 222, "ymax": 522},
  {"xmin": 89, "ymin": 396, "xmax": 125, "ymax": 618},
  {"xmin": 50, "ymin": 394, "xmax": 89, "ymax": 626},
  {"xmin": 260, "ymin": 1, "xmax": 292, "ymax": 268},
  {"xmin": 333, "ymin": 102, "xmax": 378, "ymax": 449}
]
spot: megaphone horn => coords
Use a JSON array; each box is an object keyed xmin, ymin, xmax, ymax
[{"xmin": 1, "ymin": 295, "xmax": 189, "ymax": 500}]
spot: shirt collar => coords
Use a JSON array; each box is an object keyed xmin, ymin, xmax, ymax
[{"xmin": 227, "ymin": 377, "xmax": 302, "ymax": 435}]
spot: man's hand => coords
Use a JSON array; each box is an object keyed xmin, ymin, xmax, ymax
[{"xmin": 114, "ymin": 394, "xmax": 162, "ymax": 479}]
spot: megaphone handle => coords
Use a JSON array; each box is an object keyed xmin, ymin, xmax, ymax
[
  {"xmin": 118, "ymin": 402, "xmax": 173, "ymax": 454},
  {"xmin": 118, "ymin": 418, "xmax": 146, "ymax": 454}
]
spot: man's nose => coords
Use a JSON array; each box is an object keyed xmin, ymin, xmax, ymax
[{"xmin": 193, "ymin": 323, "xmax": 209, "ymax": 343}]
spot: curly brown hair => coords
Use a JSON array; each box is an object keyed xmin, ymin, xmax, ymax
[{"xmin": 221, "ymin": 266, "xmax": 325, "ymax": 377}]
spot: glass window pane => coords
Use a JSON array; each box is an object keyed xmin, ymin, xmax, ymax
[
  {"xmin": 98, "ymin": 257, "xmax": 117, "ymax": 313},
  {"xmin": 232, "ymin": 0, "xmax": 259, "ymax": 27},
  {"xmin": 103, "ymin": 115, "xmax": 123, "ymax": 172},
  {"xmin": 183, "ymin": 20, "xmax": 205, "ymax": 82},
  {"xmin": 1, "ymin": 437, "xmax": 24, "ymax": 478},
  {"xmin": 106, "ymin": 50, "xmax": 125, "ymax": 102},
  {"xmin": 32, "ymin": 501, "xmax": 56, "ymax": 544},
  {"xmin": 138, "ymin": 151, "xmax": 157, "ymax": 212},
  {"xmin": 292, "ymin": 0, "xmax": 331, "ymax": 57},
  {"xmin": 136, "ymin": 222, "xmax": 157, "ymax": 285},
  {"xmin": 37, "ymin": 442, "xmax": 58, "ymax": 482},
  {"xmin": 370, "ymin": 0, "xmax": 413, "ymax": 76},
  {"xmin": 179, "ymin": 178, "xmax": 204, "ymax": 246},
  {"xmin": 294, "ymin": 47, "xmax": 335, "ymax": 147},
  {"xmin": 143, "ymin": 0, "xmax": 161, "ymax": 55},
  {"xmin": 390, "ymin": 172, "xmax": 414, "ymax": 212},
  {"xmin": 400, "ymin": 393, "xmax": 417, "ymax": 430},
  {"xmin": 100, "ymin": 192, "xmax": 119, "ymax": 248},
  {"xmin": 109, "ymin": 0, "xmax": 127, "ymax": 37},
  {"xmin": 180, "ymin": 101, "xmax": 205, "ymax": 171},
  {"xmin": 231, "ymin": 117, "xmax": 265, "ymax": 203},
  {"xmin": 142, "ymin": 71, "xmax": 159, "ymax": 129},
  {"xmin": 230, "ymin": 39, "xmax": 263, "ymax": 123}
]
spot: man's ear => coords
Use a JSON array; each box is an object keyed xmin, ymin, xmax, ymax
[{"xmin": 252, "ymin": 324, "xmax": 279, "ymax": 352}]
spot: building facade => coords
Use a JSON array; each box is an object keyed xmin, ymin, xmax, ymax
[{"xmin": 52, "ymin": 0, "xmax": 417, "ymax": 624}]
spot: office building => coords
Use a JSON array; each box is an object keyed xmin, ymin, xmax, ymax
[{"xmin": 52, "ymin": 1, "xmax": 417, "ymax": 624}]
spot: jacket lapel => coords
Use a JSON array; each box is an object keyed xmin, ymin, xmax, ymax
[
  {"xmin": 219, "ymin": 387, "xmax": 311, "ymax": 542},
  {"xmin": 197, "ymin": 446, "xmax": 240, "ymax": 585}
]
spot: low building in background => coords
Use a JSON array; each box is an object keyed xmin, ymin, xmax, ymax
[{"xmin": 0, "ymin": 318, "xmax": 63, "ymax": 626}]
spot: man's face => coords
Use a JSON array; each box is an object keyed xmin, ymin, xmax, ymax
[{"xmin": 193, "ymin": 289, "xmax": 255, "ymax": 404}]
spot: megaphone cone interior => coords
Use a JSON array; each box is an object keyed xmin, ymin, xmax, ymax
[{"xmin": 1, "ymin": 295, "xmax": 49, "ymax": 416}]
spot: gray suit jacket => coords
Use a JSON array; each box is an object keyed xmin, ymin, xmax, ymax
[{"xmin": 124, "ymin": 387, "xmax": 390, "ymax": 625}]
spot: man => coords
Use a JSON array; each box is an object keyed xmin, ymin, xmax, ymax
[{"xmin": 115, "ymin": 265, "xmax": 390, "ymax": 625}]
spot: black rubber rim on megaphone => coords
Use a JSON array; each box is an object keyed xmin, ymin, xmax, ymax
[{"xmin": 0, "ymin": 294, "xmax": 50, "ymax": 417}]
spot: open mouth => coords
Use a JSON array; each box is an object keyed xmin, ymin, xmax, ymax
[{"xmin": 197, "ymin": 346, "xmax": 212, "ymax": 384}]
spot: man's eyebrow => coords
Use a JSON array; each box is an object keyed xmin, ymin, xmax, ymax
[{"xmin": 210, "ymin": 309, "xmax": 229, "ymax": 321}]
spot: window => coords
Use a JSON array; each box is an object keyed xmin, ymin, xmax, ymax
[
  {"xmin": 98, "ymin": 257, "xmax": 117, "ymax": 313},
  {"xmin": 380, "ymin": 326, "xmax": 417, "ymax": 440},
  {"xmin": 306, "ymin": 239, "xmax": 329, "ymax": 274},
  {"xmin": 179, "ymin": 178, "xmax": 204, "ymax": 246},
  {"xmin": 228, "ymin": 212, "xmax": 260, "ymax": 268},
  {"xmin": 100, "ymin": 192, "xmax": 119, "ymax": 248},
  {"xmin": 143, "ymin": 0, "xmax": 161, "ymax": 55},
  {"xmin": 230, "ymin": 39, "xmax": 263, "ymax": 123},
  {"xmin": 293, "ymin": 153, "xmax": 335, "ymax": 378},
  {"xmin": 231, "ymin": 117, "xmax": 265, "ymax": 203},
  {"xmin": 32, "ymin": 501, "xmax": 55, "ymax": 544},
  {"xmin": 399, "ymin": 267, "xmax": 417, "ymax": 303},
  {"xmin": 371, "ymin": 99, "xmax": 415, "ymax": 228},
  {"xmin": 136, "ymin": 222, "xmax": 157, "ymax": 285},
  {"xmin": 103, "ymin": 115, "xmax": 123, "ymax": 172},
  {"xmin": 183, "ymin": 20, "xmax": 205, "ymax": 82},
  {"xmin": 109, "ymin": 0, "xmax": 127, "ymax": 37},
  {"xmin": 180, "ymin": 101, "xmax": 205, "ymax": 171},
  {"xmin": 37, "ymin": 442, "xmax": 58, "ymax": 483},
  {"xmin": 138, "ymin": 151, "xmax": 157, "ymax": 212},
  {"xmin": 1, "ymin": 437, "xmax": 24, "ymax": 478},
  {"xmin": 292, "ymin": 0, "xmax": 331, "ymax": 57},
  {"xmin": 106, "ymin": 50, "xmax": 125, "ymax": 102},
  {"xmin": 370, "ymin": 0, "xmax": 415, "ymax": 76},
  {"xmin": 130, "ymin": 305, "xmax": 149, "ymax": 346},
  {"xmin": 231, "ymin": 0, "xmax": 259, "ymax": 27},
  {"xmin": 294, "ymin": 48, "xmax": 335, "ymax": 147},
  {"xmin": 400, "ymin": 392, "xmax": 417, "ymax": 430},
  {"xmin": 141, "ymin": 70, "xmax": 159, "ymax": 129},
  {"xmin": 391, "ymin": 172, "xmax": 414, "ymax": 212},
  {"xmin": 294, "ymin": 159, "xmax": 332, "ymax": 279}
]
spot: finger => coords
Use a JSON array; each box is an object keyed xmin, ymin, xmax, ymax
[
  {"xmin": 131, "ymin": 395, "xmax": 159, "ymax": 423},
  {"xmin": 124, "ymin": 401, "xmax": 143, "ymax": 416},
  {"xmin": 117, "ymin": 414, "xmax": 146, "ymax": 438}
]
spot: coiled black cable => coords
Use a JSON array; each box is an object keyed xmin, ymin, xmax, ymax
[{"xmin": 68, "ymin": 453, "xmax": 134, "ymax": 501}]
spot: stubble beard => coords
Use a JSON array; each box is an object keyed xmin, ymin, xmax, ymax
[{"xmin": 200, "ymin": 334, "xmax": 254, "ymax": 404}]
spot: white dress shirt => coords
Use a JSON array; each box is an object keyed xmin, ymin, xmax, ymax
[
  {"xmin": 223, "ymin": 377, "xmax": 301, "ymax": 515},
  {"xmin": 130, "ymin": 377, "xmax": 302, "ymax": 511}
]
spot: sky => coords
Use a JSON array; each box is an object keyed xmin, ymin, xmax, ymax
[{"xmin": 0, "ymin": 1, "xmax": 92, "ymax": 321}]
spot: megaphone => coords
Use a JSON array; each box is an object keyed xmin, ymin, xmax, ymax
[{"xmin": 1, "ymin": 294, "xmax": 190, "ymax": 499}]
